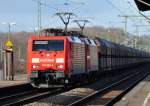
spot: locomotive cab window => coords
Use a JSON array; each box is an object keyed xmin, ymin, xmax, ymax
[{"xmin": 32, "ymin": 40, "xmax": 64, "ymax": 51}]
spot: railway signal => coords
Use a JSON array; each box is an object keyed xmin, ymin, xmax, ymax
[
  {"xmin": 3, "ymin": 40, "xmax": 14, "ymax": 80},
  {"xmin": 1, "ymin": 22, "xmax": 15, "ymax": 81},
  {"xmin": 5, "ymin": 40, "xmax": 13, "ymax": 47}
]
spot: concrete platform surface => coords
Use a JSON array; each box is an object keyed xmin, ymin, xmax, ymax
[
  {"xmin": 0, "ymin": 80, "xmax": 28, "ymax": 88},
  {"xmin": 0, "ymin": 74, "xmax": 27, "ymax": 88},
  {"xmin": 114, "ymin": 73, "xmax": 150, "ymax": 106},
  {"xmin": 14, "ymin": 74, "xmax": 27, "ymax": 80}
]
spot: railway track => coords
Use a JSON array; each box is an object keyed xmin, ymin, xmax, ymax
[
  {"xmin": 68, "ymin": 67, "xmax": 150, "ymax": 106},
  {"xmin": 24, "ymin": 64, "xmax": 148, "ymax": 106},
  {"xmin": 0, "ymin": 88, "xmax": 62, "ymax": 106},
  {"xmin": 0, "ymin": 83, "xmax": 32, "ymax": 98},
  {"xmin": 0, "ymin": 65, "xmax": 148, "ymax": 106},
  {"xmin": 0, "ymin": 82, "xmax": 76, "ymax": 106}
]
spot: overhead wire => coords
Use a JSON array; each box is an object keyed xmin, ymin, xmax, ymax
[
  {"xmin": 105, "ymin": 0, "xmax": 150, "ymax": 35},
  {"xmin": 31, "ymin": 0, "xmax": 61, "ymax": 11},
  {"xmin": 105, "ymin": 0, "xmax": 124, "ymax": 14},
  {"xmin": 105, "ymin": 0, "xmax": 138, "ymax": 31},
  {"xmin": 32, "ymin": 0, "xmax": 85, "ymax": 12},
  {"xmin": 127, "ymin": 0, "xmax": 150, "ymax": 32}
]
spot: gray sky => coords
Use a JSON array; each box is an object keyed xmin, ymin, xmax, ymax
[{"xmin": 0, "ymin": 0, "xmax": 150, "ymax": 35}]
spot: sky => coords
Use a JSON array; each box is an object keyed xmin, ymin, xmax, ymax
[{"xmin": 0, "ymin": 0, "xmax": 150, "ymax": 35}]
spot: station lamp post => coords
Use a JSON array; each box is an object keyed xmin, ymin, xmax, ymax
[{"xmin": 2, "ymin": 22, "xmax": 16, "ymax": 40}]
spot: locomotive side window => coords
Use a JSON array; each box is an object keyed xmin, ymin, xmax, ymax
[{"xmin": 32, "ymin": 40, "xmax": 64, "ymax": 51}]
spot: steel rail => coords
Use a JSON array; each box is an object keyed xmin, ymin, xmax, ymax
[
  {"xmin": 0, "ymin": 90, "xmax": 36, "ymax": 102},
  {"xmin": 104, "ymin": 71, "xmax": 150, "ymax": 106},
  {"xmin": 1, "ymin": 88, "xmax": 62, "ymax": 106},
  {"xmin": 68, "ymin": 70, "xmax": 150, "ymax": 106},
  {"xmin": 0, "ymin": 83, "xmax": 33, "ymax": 98}
]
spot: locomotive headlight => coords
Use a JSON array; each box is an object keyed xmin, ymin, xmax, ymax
[
  {"xmin": 57, "ymin": 64, "xmax": 64, "ymax": 69},
  {"xmin": 32, "ymin": 58, "xmax": 39, "ymax": 63},
  {"xmin": 56, "ymin": 58, "xmax": 64, "ymax": 63},
  {"xmin": 32, "ymin": 65, "xmax": 39, "ymax": 69}
]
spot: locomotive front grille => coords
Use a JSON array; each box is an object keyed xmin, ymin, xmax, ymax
[
  {"xmin": 30, "ymin": 71, "xmax": 38, "ymax": 78},
  {"xmin": 30, "ymin": 70, "xmax": 65, "ymax": 82}
]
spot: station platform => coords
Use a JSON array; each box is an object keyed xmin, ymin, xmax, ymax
[
  {"xmin": 0, "ymin": 74, "xmax": 27, "ymax": 88},
  {"xmin": 114, "ymin": 73, "xmax": 150, "ymax": 106},
  {"xmin": 0, "ymin": 80, "xmax": 28, "ymax": 88}
]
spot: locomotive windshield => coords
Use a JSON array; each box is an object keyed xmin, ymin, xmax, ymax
[{"xmin": 32, "ymin": 40, "xmax": 64, "ymax": 51}]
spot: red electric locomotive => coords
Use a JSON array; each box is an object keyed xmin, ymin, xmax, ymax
[
  {"xmin": 27, "ymin": 29, "xmax": 150, "ymax": 88},
  {"xmin": 27, "ymin": 29, "xmax": 98, "ymax": 88}
]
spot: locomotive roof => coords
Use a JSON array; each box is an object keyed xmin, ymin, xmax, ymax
[
  {"xmin": 83, "ymin": 38, "xmax": 96, "ymax": 46},
  {"xmin": 67, "ymin": 36, "xmax": 96, "ymax": 46},
  {"xmin": 67, "ymin": 36, "xmax": 84, "ymax": 44}
]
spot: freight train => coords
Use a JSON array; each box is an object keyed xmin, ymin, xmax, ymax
[{"xmin": 27, "ymin": 29, "xmax": 150, "ymax": 88}]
